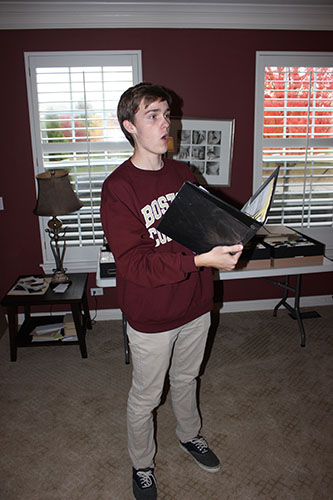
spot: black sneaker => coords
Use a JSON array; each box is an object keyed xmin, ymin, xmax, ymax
[
  {"xmin": 179, "ymin": 435, "xmax": 221, "ymax": 473},
  {"xmin": 132, "ymin": 467, "xmax": 157, "ymax": 500}
]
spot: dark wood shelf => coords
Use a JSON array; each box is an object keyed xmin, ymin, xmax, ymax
[{"xmin": 15, "ymin": 314, "xmax": 80, "ymax": 347}]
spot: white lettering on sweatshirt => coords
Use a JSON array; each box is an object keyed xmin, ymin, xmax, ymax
[{"xmin": 141, "ymin": 192, "xmax": 176, "ymax": 247}]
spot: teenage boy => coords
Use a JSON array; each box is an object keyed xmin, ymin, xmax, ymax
[{"xmin": 101, "ymin": 82, "xmax": 242, "ymax": 500}]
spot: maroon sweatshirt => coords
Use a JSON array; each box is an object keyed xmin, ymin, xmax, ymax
[{"xmin": 100, "ymin": 158, "xmax": 213, "ymax": 333}]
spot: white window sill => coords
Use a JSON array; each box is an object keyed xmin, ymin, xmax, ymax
[{"xmin": 40, "ymin": 260, "xmax": 97, "ymax": 275}]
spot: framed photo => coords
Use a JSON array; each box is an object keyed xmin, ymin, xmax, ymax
[{"xmin": 168, "ymin": 118, "xmax": 235, "ymax": 186}]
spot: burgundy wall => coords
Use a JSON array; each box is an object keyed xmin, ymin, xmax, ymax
[{"xmin": 0, "ymin": 28, "xmax": 332, "ymax": 311}]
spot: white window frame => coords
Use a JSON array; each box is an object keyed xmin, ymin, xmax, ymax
[
  {"xmin": 25, "ymin": 50, "xmax": 142, "ymax": 273},
  {"xmin": 253, "ymin": 51, "xmax": 333, "ymax": 227}
]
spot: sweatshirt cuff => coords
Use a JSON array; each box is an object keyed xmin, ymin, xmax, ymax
[{"xmin": 180, "ymin": 254, "xmax": 198, "ymax": 274}]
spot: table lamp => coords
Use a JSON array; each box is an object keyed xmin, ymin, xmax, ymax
[{"xmin": 34, "ymin": 169, "xmax": 83, "ymax": 284}]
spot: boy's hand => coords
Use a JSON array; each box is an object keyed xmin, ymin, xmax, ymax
[{"xmin": 194, "ymin": 244, "xmax": 243, "ymax": 271}]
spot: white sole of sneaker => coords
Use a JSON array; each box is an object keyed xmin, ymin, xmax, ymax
[{"xmin": 179, "ymin": 442, "xmax": 221, "ymax": 473}]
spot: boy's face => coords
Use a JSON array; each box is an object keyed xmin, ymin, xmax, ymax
[{"xmin": 123, "ymin": 98, "xmax": 170, "ymax": 156}]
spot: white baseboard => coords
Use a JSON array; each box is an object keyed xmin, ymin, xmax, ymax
[
  {"xmin": 15, "ymin": 294, "xmax": 332, "ymax": 324},
  {"xmin": 219, "ymin": 294, "xmax": 333, "ymax": 313}
]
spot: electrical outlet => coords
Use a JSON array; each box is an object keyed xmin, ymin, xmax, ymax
[{"xmin": 91, "ymin": 287, "xmax": 104, "ymax": 296}]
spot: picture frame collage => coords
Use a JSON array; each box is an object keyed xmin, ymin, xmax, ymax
[{"xmin": 168, "ymin": 118, "xmax": 235, "ymax": 186}]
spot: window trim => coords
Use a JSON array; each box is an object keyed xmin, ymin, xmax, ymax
[
  {"xmin": 25, "ymin": 50, "xmax": 142, "ymax": 273},
  {"xmin": 253, "ymin": 51, "xmax": 333, "ymax": 227}
]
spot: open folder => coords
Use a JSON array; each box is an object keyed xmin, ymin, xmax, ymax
[{"xmin": 157, "ymin": 166, "xmax": 280, "ymax": 254}]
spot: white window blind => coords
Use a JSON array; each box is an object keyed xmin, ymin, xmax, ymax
[
  {"xmin": 254, "ymin": 52, "xmax": 333, "ymax": 228},
  {"xmin": 25, "ymin": 51, "xmax": 142, "ymax": 271}
]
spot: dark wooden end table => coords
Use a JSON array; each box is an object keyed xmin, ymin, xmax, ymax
[{"xmin": 1, "ymin": 273, "xmax": 92, "ymax": 361}]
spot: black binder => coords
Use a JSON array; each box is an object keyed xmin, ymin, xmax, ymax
[{"xmin": 157, "ymin": 167, "xmax": 279, "ymax": 254}]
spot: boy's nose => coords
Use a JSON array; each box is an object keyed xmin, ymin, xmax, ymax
[{"xmin": 162, "ymin": 116, "xmax": 170, "ymax": 128}]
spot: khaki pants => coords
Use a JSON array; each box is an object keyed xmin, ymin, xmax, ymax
[{"xmin": 127, "ymin": 312, "xmax": 210, "ymax": 469}]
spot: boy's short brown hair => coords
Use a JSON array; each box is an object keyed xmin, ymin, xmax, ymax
[{"xmin": 117, "ymin": 82, "xmax": 172, "ymax": 147}]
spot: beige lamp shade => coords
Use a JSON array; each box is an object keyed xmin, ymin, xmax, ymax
[{"xmin": 34, "ymin": 170, "xmax": 83, "ymax": 216}]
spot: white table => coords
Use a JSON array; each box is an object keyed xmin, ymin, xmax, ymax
[
  {"xmin": 220, "ymin": 257, "xmax": 333, "ymax": 347},
  {"xmin": 97, "ymin": 256, "xmax": 333, "ymax": 355}
]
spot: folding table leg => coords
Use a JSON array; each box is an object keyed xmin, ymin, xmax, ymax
[
  {"xmin": 272, "ymin": 275, "xmax": 307, "ymax": 347},
  {"xmin": 122, "ymin": 313, "xmax": 130, "ymax": 364}
]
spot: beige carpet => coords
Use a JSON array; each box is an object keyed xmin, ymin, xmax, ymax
[{"xmin": 0, "ymin": 306, "xmax": 332, "ymax": 500}]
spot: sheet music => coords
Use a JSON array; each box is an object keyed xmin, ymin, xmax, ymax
[{"xmin": 241, "ymin": 177, "xmax": 274, "ymax": 223}]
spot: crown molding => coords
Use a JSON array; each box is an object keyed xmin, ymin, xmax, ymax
[{"xmin": 0, "ymin": 1, "xmax": 332, "ymax": 31}]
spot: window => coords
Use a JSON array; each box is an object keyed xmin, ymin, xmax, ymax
[
  {"xmin": 25, "ymin": 51, "xmax": 142, "ymax": 271},
  {"xmin": 253, "ymin": 52, "xmax": 333, "ymax": 228}
]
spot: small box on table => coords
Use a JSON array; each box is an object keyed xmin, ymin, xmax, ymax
[
  {"xmin": 235, "ymin": 238, "xmax": 271, "ymax": 270},
  {"xmin": 99, "ymin": 248, "xmax": 116, "ymax": 278},
  {"xmin": 258, "ymin": 225, "xmax": 325, "ymax": 267}
]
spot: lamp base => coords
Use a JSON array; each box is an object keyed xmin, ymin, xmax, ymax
[{"xmin": 51, "ymin": 270, "xmax": 71, "ymax": 285}]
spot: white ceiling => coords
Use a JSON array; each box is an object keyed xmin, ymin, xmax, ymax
[
  {"xmin": 1, "ymin": 0, "xmax": 331, "ymax": 3},
  {"xmin": 0, "ymin": 0, "xmax": 332, "ymax": 30}
]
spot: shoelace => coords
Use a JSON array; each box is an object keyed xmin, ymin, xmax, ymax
[
  {"xmin": 189, "ymin": 436, "xmax": 209, "ymax": 453},
  {"xmin": 136, "ymin": 470, "xmax": 155, "ymax": 488}
]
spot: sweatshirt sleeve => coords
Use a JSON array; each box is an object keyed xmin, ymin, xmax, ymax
[{"xmin": 101, "ymin": 178, "xmax": 199, "ymax": 288}]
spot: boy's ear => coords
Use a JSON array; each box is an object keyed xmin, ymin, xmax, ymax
[{"xmin": 123, "ymin": 119, "xmax": 136, "ymax": 134}]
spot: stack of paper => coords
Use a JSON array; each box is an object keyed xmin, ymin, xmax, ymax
[
  {"xmin": 29, "ymin": 315, "xmax": 78, "ymax": 342},
  {"xmin": 31, "ymin": 323, "xmax": 63, "ymax": 342}
]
